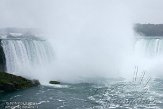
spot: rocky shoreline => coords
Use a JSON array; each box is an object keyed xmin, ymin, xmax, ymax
[{"xmin": 0, "ymin": 72, "xmax": 40, "ymax": 92}]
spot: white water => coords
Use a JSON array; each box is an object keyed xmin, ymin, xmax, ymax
[
  {"xmin": 0, "ymin": 1, "xmax": 136, "ymax": 83},
  {"xmin": 2, "ymin": 37, "xmax": 163, "ymax": 83},
  {"xmin": 1, "ymin": 39, "xmax": 55, "ymax": 79},
  {"xmin": 1, "ymin": 37, "xmax": 163, "ymax": 83},
  {"xmin": 132, "ymin": 37, "xmax": 163, "ymax": 78},
  {"xmin": 135, "ymin": 38, "xmax": 163, "ymax": 57}
]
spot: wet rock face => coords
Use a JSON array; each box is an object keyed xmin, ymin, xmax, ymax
[
  {"xmin": 0, "ymin": 72, "xmax": 40, "ymax": 92},
  {"xmin": 0, "ymin": 40, "xmax": 6, "ymax": 72},
  {"xmin": 49, "ymin": 81, "xmax": 60, "ymax": 84},
  {"xmin": 0, "ymin": 83, "xmax": 16, "ymax": 92},
  {"xmin": 32, "ymin": 80, "xmax": 40, "ymax": 86}
]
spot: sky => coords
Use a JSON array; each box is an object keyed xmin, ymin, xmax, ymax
[
  {"xmin": 0, "ymin": 0, "xmax": 163, "ymax": 29},
  {"xmin": 127, "ymin": 0, "xmax": 163, "ymax": 24}
]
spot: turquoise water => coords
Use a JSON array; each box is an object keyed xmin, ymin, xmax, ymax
[{"xmin": 0, "ymin": 79, "xmax": 163, "ymax": 109}]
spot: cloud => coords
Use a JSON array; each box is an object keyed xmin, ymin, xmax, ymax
[{"xmin": 0, "ymin": 0, "xmax": 163, "ymax": 29}]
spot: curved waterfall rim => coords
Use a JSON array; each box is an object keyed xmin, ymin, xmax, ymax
[{"xmin": 136, "ymin": 36, "xmax": 163, "ymax": 39}]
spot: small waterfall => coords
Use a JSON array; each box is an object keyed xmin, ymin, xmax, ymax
[
  {"xmin": 1, "ymin": 39, "xmax": 55, "ymax": 76},
  {"xmin": 134, "ymin": 38, "xmax": 163, "ymax": 57}
]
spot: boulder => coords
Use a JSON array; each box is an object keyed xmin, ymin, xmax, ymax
[
  {"xmin": 49, "ymin": 80, "xmax": 60, "ymax": 84},
  {"xmin": 0, "ymin": 72, "xmax": 40, "ymax": 92}
]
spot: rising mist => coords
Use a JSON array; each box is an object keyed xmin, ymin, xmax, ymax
[{"xmin": 1, "ymin": 0, "xmax": 163, "ymax": 83}]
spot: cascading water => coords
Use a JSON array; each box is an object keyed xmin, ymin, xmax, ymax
[
  {"xmin": 1, "ymin": 39, "xmax": 55, "ymax": 78},
  {"xmin": 134, "ymin": 37, "xmax": 163, "ymax": 57},
  {"xmin": 132, "ymin": 37, "xmax": 163, "ymax": 79}
]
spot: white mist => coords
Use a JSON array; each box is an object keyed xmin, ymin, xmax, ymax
[{"xmin": 42, "ymin": 1, "xmax": 135, "ymax": 83}]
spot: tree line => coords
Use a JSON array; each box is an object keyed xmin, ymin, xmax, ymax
[{"xmin": 134, "ymin": 23, "xmax": 163, "ymax": 36}]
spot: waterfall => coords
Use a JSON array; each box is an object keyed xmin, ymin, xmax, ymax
[
  {"xmin": 1, "ymin": 39, "xmax": 55, "ymax": 77},
  {"xmin": 133, "ymin": 37, "xmax": 163, "ymax": 79},
  {"xmin": 134, "ymin": 38, "xmax": 163, "ymax": 57}
]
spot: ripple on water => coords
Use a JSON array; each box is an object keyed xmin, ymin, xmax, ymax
[{"xmin": 1, "ymin": 79, "xmax": 163, "ymax": 109}]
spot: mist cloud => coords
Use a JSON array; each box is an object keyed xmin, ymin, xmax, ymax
[{"xmin": 0, "ymin": 0, "xmax": 163, "ymax": 82}]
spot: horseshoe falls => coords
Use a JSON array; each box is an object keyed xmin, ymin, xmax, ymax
[
  {"xmin": 1, "ymin": 36, "xmax": 163, "ymax": 109},
  {"xmin": 1, "ymin": 0, "xmax": 163, "ymax": 108},
  {"xmin": 0, "ymin": 39, "xmax": 55, "ymax": 79},
  {"xmin": 135, "ymin": 37, "xmax": 163, "ymax": 57}
]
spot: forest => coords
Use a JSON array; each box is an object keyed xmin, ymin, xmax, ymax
[{"xmin": 134, "ymin": 24, "xmax": 163, "ymax": 36}]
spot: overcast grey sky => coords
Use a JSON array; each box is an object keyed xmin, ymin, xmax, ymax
[
  {"xmin": 0, "ymin": 0, "xmax": 163, "ymax": 28},
  {"xmin": 127, "ymin": 0, "xmax": 163, "ymax": 24}
]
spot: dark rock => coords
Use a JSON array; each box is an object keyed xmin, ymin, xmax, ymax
[
  {"xmin": 0, "ymin": 83, "xmax": 16, "ymax": 92},
  {"xmin": 0, "ymin": 72, "xmax": 40, "ymax": 92},
  {"xmin": 49, "ymin": 80, "xmax": 60, "ymax": 84},
  {"xmin": 32, "ymin": 79, "xmax": 40, "ymax": 86},
  {"xmin": 0, "ymin": 41, "xmax": 6, "ymax": 72}
]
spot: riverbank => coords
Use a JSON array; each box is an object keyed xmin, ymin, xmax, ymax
[{"xmin": 0, "ymin": 72, "xmax": 40, "ymax": 92}]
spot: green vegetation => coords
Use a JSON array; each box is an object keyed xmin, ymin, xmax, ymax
[{"xmin": 0, "ymin": 72, "xmax": 40, "ymax": 92}]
